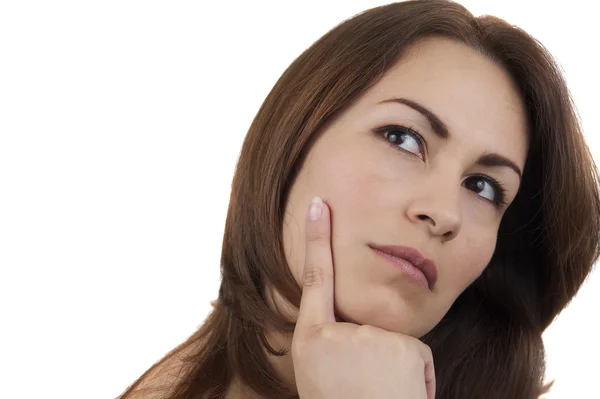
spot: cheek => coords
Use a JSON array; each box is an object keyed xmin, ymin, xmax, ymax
[
  {"xmin": 445, "ymin": 229, "xmax": 498, "ymax": 293},
  {"xmin": 281, "ymin": 142, "xmax": 380, "ymax": 284},
  {"xmin": 314, "ymin": 140, "xmax": 418, "ymax": 226},
  {"xmin": 282, "ymin": 195, "xmax": 307, "ymax": 285}
]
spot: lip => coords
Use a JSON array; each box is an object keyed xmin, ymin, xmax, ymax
[{"xmin": 369, "ymin": 243, "xmax": 438, "ymax": 290}]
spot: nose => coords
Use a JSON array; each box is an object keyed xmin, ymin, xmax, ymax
[{"xmin": 406, "ymin": 179, "xmax": 462, "ymax": 241}]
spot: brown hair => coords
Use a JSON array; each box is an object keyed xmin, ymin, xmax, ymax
[{"xmin": 118, "ymin": 1, "xmax": 600, "ymax": 398}]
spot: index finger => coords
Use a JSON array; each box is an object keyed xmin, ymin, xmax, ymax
[{"xmin": 295, "ymin": 197, "xmax": 336, "ymax": 331}]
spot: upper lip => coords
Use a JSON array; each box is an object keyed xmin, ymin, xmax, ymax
[{"xmin": 369, "ymin": 243, "xmax": 438, "ymax": 290}]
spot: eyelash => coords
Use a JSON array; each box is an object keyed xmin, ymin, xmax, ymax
[{"xmin": 373, "ymin": 124, "xmax": 508, "ymax": 208}]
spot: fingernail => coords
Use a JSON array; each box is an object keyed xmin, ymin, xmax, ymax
[{"xmin": 309, "ymin": 197, "xmax": 323, "ymax": 220}]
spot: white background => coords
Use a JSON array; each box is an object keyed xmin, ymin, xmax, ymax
[{"xmin": 1, "ymin": 1, "xmax": 598, "ymax": 398}]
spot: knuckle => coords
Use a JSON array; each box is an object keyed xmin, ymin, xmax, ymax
[
  {"xmin": 423, "ymin": 343, "xmax": 433, "ymax": 357},
  {"xmin": 401, "ymin": 337, "xmax": 431, "ymax": 362},
  {"xmin": 292, "ymin": 327, "xmax": 335, "ymax": 359},
  {"xmin": 394, "ymin": 334, "xmax": 413, "ymax": 353},
  {"xmin": 306, "ymin": 229, "xmax": 327, "ymax": 243},
  {"xmin": 306, "ymin": 219, "xmax": 329, "ymax": 244},
  {"xmin": 413, "ymin": 351, "xmax": 426, "ymax": 368},
  {"xmin": 356, "ymin": 324, "xmax": 377, "ymax": 340},
  {"xmin": 421, "ymin": 343, "xmax": 434, "ymax": 362},
  {"xmin": 302, "ymin": 265, "xmax": 325, "ymax": 287},
  {"xmin": 316, "ymin": 325, "xmax": 337, "ymax": 341}
]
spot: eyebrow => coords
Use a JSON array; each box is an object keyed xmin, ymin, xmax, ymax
[{"xmin": 378, "ymin": 97, "xmax": 523, "ymax": 180}]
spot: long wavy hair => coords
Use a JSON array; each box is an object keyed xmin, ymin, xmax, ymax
[{"xmin": 118, "ymin": 1, "xmax": 600, "ymax": 398}]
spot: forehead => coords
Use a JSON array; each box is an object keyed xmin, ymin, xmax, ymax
[{"xmin": 358, "ymin": 36, "xmax": 529, "ymax": 166}]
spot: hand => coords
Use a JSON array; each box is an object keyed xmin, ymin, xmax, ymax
[{"xmin": 291, "ymin": 197, "xmax": 436, "ymax": 399}]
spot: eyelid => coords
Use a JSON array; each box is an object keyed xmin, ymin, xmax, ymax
[
  {"xmin": 468, "ymin": 174, "xmax": 509, "ymax": 208},
  {"xmin": 374, "ymin": 124, "xmax": 509, "ymax": 209},
  {"xmin": 373, "ymin": 124, "xmax": 427, "ymax": 160}
]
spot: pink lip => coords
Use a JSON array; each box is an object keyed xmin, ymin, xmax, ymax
[{"xmin": 369, "ymin": 244, "xmax": 438, "ymax": 291}]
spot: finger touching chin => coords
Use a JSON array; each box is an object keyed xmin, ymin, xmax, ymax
[{"xmin": 332, "ymin": 287, "xmax": 436, "ymax": 337}]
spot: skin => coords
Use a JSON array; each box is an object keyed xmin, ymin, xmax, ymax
[
  {"xmin": 282, "ymin": 36, "xmax": 528, "ymax": 337},
  {"xmin": 229, "ymin": 36, "xmax": 529, "ymax": 397},
  {"xmin": 292, "ymin": 198, "xmax": 436, "ymax": 398}
]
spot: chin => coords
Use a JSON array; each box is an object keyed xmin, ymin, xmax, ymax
[{"xmin": 334, "ymin": 297, "xmax": 433, "ymax": 338}]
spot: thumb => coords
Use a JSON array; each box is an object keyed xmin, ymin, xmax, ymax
[{"xmin": 295, "ymin": 197, "xmax": 336, "ymax": 331}]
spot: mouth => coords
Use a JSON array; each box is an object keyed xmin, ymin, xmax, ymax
[{"xmin": 368, "ymin": 243, "xmax": 438, "ymax": 291}]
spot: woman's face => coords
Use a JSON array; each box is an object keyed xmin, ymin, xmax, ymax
[{"xmin": 282, "ymin": 37, "xmax": 528, "ymax": 338}]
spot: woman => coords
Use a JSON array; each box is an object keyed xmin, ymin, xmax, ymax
[{"xmin": 118, "ymin": 1, "xmax": 600, "ymax": 398}]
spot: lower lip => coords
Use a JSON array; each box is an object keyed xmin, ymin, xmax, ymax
[{"xmin": 371, "ymin": 248, "xmax": 430, "ymax": 290}]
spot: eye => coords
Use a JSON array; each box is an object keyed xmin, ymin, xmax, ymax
[
  {"xmin": 374, "ymin": 124, "xmax": 509, "ymax": 209},
  {"xmin": 376, "ymin": 125, "xmax": 425, "ymax": 160},
  {"xmin": 464, "ymin": 175, "xmax": 508, "ymax": 207}
]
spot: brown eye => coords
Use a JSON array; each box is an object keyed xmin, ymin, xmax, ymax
[
  {"xmin": 464, "ymin": 175, "xmax": 508, "ymax": 207},
  {"xmin": 385, "ymin": 131, "xmax": 420, "ymax": 155},
  {"xmin": 375, "ymin": 125, "xmax": 425, "ymax": 160}
]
